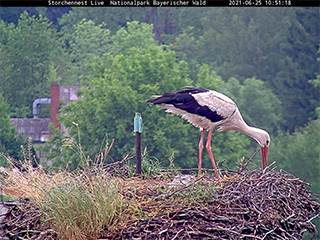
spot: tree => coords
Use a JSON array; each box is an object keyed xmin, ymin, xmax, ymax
[
  {"xmin": 0, "ymin": 12, "xmax": 67, "ymax": 117},
  {"xmin": 61, "ymin": 19, "xmax": 112, "ymax": 82},
  {"xmin": 58, "ymin": 43, "xmax": 191, "ymax": 168},
  {"xmin": 110, "ymin": 21, "xmax": 155, "ymax": 55},
  {"xmin": 222, "ymin": 77, "xmax": 283, "ymax": 136},
  {"xmin": 0, "ymin": 7, "xmax": 38, "ymax": 24},
  {"xmin": 276, "ymin": 8, "xmax": 319, "ymax": 131},
  {"xmin": 58, "ymin": 7, "xmax": 180, "ymax": 43},
  {"xmin": 45, "ymin": 22, "xmax": 254, "ymax": 171},
  {"xmin": 171, "ymin": 8, "xmax": 318, "ymax": 132},
  {"xmin": 59, "ymin": 8, "xmax": 152, "ymax": 35},
  {"xmin": 269, "ymin": 117, "xmax": 320, "ymax": 195},
  {"xmin": 0, "ymin": 93, "xmax": 25, "ymax": 166}
]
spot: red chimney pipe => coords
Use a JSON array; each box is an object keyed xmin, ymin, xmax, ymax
[{"xmin": 50, "ymin": 83, "xmax": 60, "ymax": 129}]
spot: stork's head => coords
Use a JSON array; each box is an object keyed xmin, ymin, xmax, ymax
[{"xmin": 254, "ymin": 129, "xmax": 270, "ymax": 170}]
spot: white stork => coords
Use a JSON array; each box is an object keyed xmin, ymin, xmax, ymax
[{"xmin": 148, "ymin": 87, "xmax": 270, "ymax": 180}]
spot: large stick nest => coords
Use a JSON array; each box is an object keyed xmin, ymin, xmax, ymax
[
  {"xmin": 109, "ymin": 167, "xmax": 319, "ymax": 240},
  {"xmin": 0, "ymin": 165, "xmax": 319, "ymax": 239}
]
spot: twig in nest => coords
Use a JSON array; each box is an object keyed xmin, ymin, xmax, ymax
[
  {"xmin": 162, "ymin": 175, "xmax": 207, "ymax": 199},
  {"xmin": 262, "ymin": 161, "xmax": 277, "ymax": 173},
  {"xmin": 238, "ymin": 148, "xmax": 260, "ymax": 173},
  {"xmin": 105, "ymin": 151, "xmax": 134, "ymax": 167},
  {"xmin": 171, "ymin": 228, "xmax": 184, "ymax": 240},
  {"xmin": 162, "ymin": 168, "xmax": 215, "ymax": 172}
]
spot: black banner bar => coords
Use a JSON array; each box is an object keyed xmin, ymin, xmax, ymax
[{"xmin": 0, "ymin": 0, "xmax": 319, "ymax": 7}]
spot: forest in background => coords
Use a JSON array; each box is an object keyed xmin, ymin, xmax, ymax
[{"xmin": 0, "ymin": 7, "xmax": 319, "ymax": 194}]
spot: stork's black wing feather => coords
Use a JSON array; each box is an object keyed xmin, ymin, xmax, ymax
[{"xmin": 148, "ymin": 88, "xmax": 224, "ymax": 122}]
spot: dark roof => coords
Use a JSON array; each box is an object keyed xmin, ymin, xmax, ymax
[{"xmin": 10, "ymin": 118, "xmax": 50, "ymax": 143}]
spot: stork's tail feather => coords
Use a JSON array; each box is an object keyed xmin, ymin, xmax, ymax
[
  {"xmin": 147, "ymin": 96, "xmax": 160, "ymax": 105},
  {"xmin": 147, "ymin": 93, "xmax": 177, "ymax": 105},
  {"xmin": 147, "ymin": 88, "xmax": 209, "ymax": 105}
]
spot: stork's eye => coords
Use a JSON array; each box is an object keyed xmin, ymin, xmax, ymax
[{"xmin": 266, "ymin": 140, "xmax": 270, "ymax": 146}]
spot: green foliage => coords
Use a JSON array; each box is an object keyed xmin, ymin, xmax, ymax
[
  {"xmin": 62, "ymin": 19, "xmax": 112, "ymax": 82},
  {"xmin": 195, "ymin": 64, "xmax": 222, "ymax": 90},
  {"xmin": 58, "ymin": 42, "xmax": 191, "ymax": 166},
  {"xmin": 239, "ymin": 78, "xmax": 283, "ymax": 135},
  {"xmin": 45, "ymin": 22, "xmax": 256, "ymax": 171},
  {"xmin": 44, "ymin": 20, "xmax": 192, "ymax": 168},
  {"xmin": 269, "ymin": 118, "xmax": 320, "ymax": 194},
  {"xmin": 172, "ymin": 8, "xmax": 319, "ymax": 132},
  {"xmin": 140, "ymin": 153, "xmax": 161, "ymax": 178},
  {"xmin": 110, "ymin": 21, "xmax": 155, "ymax": 55},
  {"xmin": 0, "ymin": 7, "xmax": 38, "ymax": 24},
  {"xmin": 56, "ymin": 8, "xmax": 317, "ymax": 132},
  {"xmin": 127, "ymin": 147, "xmax": 161, "ymax": 178},
  {"xmin": 0, "ymin": 93, "xmax": 25, "ymax": 166},
  {"xmin": 0, "ymin": 12, "xmax": 66, "ymax": 117},
  {"xmin": 1, "ymin": 8, "xmax": 318, "ymax": 193},
  {"xmin": 59, "ymin": 8, "xmax": 152, "ymax": 35},
  {"xmin": 279, "ymin": 8, "xmax": 319, "ymax": 130},
  {"xmin": 40, "ymin": 124, "xmax": 70, "ymax": 170},
  {"xmin": 40, "ymin": 122, "xmax": 112, "ymax": 171},
  {"xmin": 222, "ymin": 77, "xmax": 283, "ymax": 136}
]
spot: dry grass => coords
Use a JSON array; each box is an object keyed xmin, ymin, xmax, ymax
[
  {"xmin": 41, "ymin": 171, "xmax": 126, "ymax": 240},
  {"xmin": 0, "ymin": 155, "xmax": 128, "ymax": 240},
  {"xmin": 0, "ymin": 155, "xmax": 63, "ymax": 203}
]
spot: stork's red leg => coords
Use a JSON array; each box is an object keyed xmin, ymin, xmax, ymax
[
  {"xmin": 206, "ymin": 129, "xmax": 221, "ymax": 181},
  {"xmin": 198, "ymin": 129, "xmax": 205, "ymax": 176}
]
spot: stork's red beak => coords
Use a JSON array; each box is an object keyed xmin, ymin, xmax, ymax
[{"xmin": 261, "ymin": 146, "xmax": 268, "ymax": 169}]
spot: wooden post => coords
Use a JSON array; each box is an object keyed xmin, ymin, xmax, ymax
[
  {"xmin": 135, "ymin": 132, "xmax": 142, "ymax": 174},
  {"xmin": 134, "ymin": 113, "xmax": 143, "ymax": 174}
]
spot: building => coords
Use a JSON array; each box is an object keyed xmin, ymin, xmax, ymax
[{"xmin": 10, "ymin": 83, "xmax": 81, "ymax": 161}]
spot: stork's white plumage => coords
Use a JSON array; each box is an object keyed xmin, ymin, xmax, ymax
[{"xmin": 148, "ymin": 88, "xmax": 270, "ymax": 180}]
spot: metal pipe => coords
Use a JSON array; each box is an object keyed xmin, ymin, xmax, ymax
[{"xmin": 33, "ymin": 98, "xmax": 51, "ymax": 118}]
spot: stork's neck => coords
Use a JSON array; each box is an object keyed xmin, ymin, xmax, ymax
[{"xmin": 237, "ymin": 122, "xmax": 265, "ymax": 146}]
